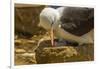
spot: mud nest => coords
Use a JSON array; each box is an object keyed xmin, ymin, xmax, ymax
[{"xmin": 35, "ymin": 39, "xmax": 94, "ymax": 64}]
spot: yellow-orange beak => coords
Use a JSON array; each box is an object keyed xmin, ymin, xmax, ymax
[{"xmin": 50, "ymin": 27, "xmax": 55, "ymax": 46}]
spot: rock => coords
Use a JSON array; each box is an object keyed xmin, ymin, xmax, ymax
[
  {"xmin": 15, "ymin": 49, "xmax": 26, "ymax": 54},
  {"xmin": 15, "ymin": 39, "xmax": 22, "ymax": 46},
  {"xmin": 15, "ymin": 53, "xmax": 36, "ymax": 65},
  {"xmin": 15, "ymin": 5, "xmax": 46, "ymax": 38},
  {"xmin": 15, "ymin": 39, "xmax": 37, "ymax": 52},
  {"xmin": 15, "ymin": 38, "xmax": 38, "ymax": 65}
]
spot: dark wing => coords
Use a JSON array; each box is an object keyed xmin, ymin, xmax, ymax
[
  {"xmin": 48, "ymin": 5, "xmax": 62, "ymax": 9},
  {"xmin": 60, "ymin": 7, "xmax": 94, "ymax": 36}
]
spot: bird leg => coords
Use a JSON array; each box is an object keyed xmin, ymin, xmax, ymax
[{"xmin": 50, "ymin": 27, "xmax": 55, "ymax": 46}]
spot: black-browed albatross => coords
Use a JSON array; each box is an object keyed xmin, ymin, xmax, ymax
[{"xmin": 38, "ymin": 7, "xmax": 94, "ymax": 46}]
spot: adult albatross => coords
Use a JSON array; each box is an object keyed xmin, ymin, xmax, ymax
[{"xmin": 38, "ymin": 7, "xmax": 94, "ymax": 46}]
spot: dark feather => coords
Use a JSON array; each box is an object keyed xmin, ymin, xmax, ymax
[{"xmin": 60, "ymin": 7, "xmax": 94, "ymax": 36}]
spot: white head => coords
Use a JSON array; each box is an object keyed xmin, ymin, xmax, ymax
[{"xmin": 39, "ymin": 7, "xmax": 60, "ymax": 31}]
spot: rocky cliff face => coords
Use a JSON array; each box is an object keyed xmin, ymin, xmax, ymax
[{"xmin": 15, "ymin": 6, "xmax": 46, "ymax": 38}]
